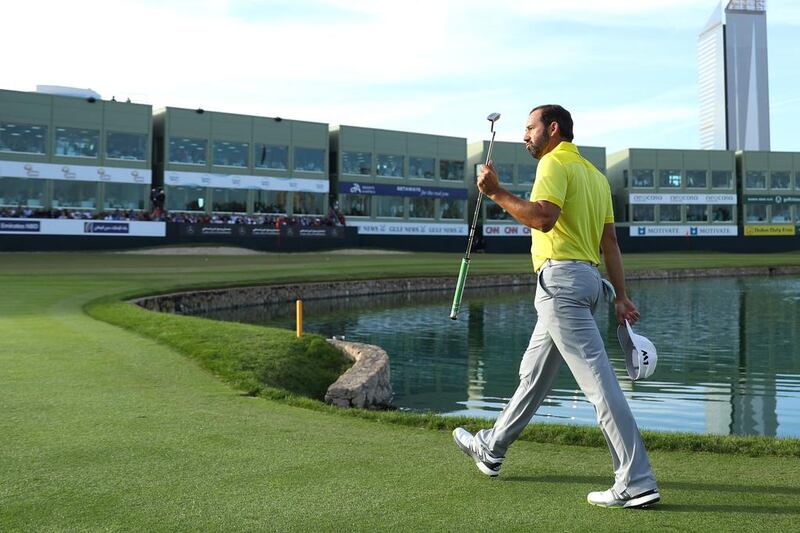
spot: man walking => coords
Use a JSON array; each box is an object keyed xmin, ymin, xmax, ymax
[{"xmin": 453, "ymin": 105, "xmax": 659, "ymax": 509}]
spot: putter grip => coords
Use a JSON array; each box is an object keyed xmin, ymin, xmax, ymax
[{"xmin": 449, "ymin": 258, "xmax": 470, "ymax": 320}]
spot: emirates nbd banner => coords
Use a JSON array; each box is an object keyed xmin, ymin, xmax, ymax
[
  {"xmin": 0, "ymin": 219, "xmax": 165, "ymax": 236},
  {"xmin": 338, "ymin": 181, "xmax": 467, "ymax": 199}
]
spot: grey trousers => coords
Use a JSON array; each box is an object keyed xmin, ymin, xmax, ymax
[{"xmin": 474, "ymin": 260, "xmax": 657, "ymax": 495}]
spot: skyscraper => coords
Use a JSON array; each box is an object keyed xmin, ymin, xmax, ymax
[{"xmin": 698, "ymin": 0, "xmax": 770, "ymax": 150}]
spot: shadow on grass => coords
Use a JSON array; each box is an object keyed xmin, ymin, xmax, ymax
[{"xmin": 501, "ymin": 474, "xmax": 800, "ymax": 507}]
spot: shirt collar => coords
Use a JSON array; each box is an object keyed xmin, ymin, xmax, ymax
[{"xmin": 553, "ymin": 141, "xmax": 579, "ymax": 154}]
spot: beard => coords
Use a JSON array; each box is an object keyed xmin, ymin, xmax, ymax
[{"xmin": 526, "ymin": 129, "xmax": 550, "ymax": 160}]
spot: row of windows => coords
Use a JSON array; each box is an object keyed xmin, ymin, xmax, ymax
[
  {"xmin": 631, "ymin": 204, "xmax": 734, "ymax": 223},
  {"xmin": 338, "ymin": 193, "xmax": 465, "ymax": 220},
  {"xmin": 628, "ymin": 169, "xmax": 734, "ymax": 189},
  {"xmin": 0, "ymin": 123, "xmax": 147, "ymax": 161},
  {"xmin": 744, "ymin": 204, "xmax": 797, "ymax": 223},
  {"xmin": 168, "ymin": 138, "xmax": 324, "ymax": 172},
  {"xmin": 485, "ymin": 192, "xmax": 531, "ymax": 221},
  {"xmin": 0, "ymin": 176, "xmax": 147, "ymax": 210},
  {"xmin": 165, "ymin": 187, "xmax": 327, "ymax": 215},
  {"xmin": 341, "ymin": 152, "xmax": 465, "ymax": 181}
]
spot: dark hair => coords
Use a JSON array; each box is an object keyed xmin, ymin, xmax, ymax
[{"xmin": 530, "ymin": 104, "xmax": 574, "ymax": 142}]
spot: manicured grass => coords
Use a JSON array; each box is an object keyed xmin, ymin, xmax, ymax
[{"xmin": 2, "ymin": 250, "xmax": 800, "ymax": 531}]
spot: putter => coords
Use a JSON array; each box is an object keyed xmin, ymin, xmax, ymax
[{"xmin": 449, "ymin": 112, "xmax": 500, "ymax": 320}]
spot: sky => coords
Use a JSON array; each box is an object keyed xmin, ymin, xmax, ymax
[{"xmin": 2, "ymin": 0, "xmax": 798, "ymax": 154}]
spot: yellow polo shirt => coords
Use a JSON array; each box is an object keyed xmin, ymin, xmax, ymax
[{"xmin": 530, "ymin": 142, "xmax": 614, "ymax": 272}]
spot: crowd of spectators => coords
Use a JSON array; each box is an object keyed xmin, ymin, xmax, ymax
[{"xmin": 0, "ymin": 207, "xmax": 160, "ymax": 221}]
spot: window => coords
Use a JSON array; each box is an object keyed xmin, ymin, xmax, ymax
[
  {"xmin": 409, "ymin": 157, "xmax": 434, "ymax": 179},
  {"xmin": 659, "ymin": 205, "xmax": 681, "ymax": 222},
  {"xmin": 712, "ymin": 205, "xmax": 733, "ymax": 222},
  {"xmin": 518, "ymin": 164, "xmax": 536, "ymax": 185},
  {"xmin": 294, "ymin": 147, "xmax": 325, "ymax": 172},
  {"xmin": 254, "ymin": 144, "xmax": 288, "ymax": 170},
  {"xmin": 106, "ymin": 132, "xmax": 147, "ymax": 161},
  {"xmin": 52, "ymin": 180, "xmax": 97, "ymax": 209},
  {"xmin": 254, "ymin": 190, "xmax": 286, "ymax": 214},
  {"xmin": 486, "ymin": 199, "xmax": 509, "ymax": 221},
  {"xmin": 439, "ymin": 199, "xmax": 465, "ymax": 220},
  {"xmin": 166, "ymin": 185, "xmax": 205, "ymax": 211},
  {"xmin": 342, "ymin": 151, "xmax": 372, "ymax": 175},
  {"xmin": 212, "ymin": 188, "xmax": 247, "ymax": 212},
  {"xmin": 338, "ymin": 193, "xmax": 371, "ymax": 216},
  {"xmin": 213, "ymin": 141, "xmax": 249, "ymax": 168},
  {"xmin": 771, "ymin": 171, "xmax": 791, "ymax": 190},
  {"xmin": 632, "ymin": 205, "xmax": 655, "ymax": 222},
  {"xmin": 711, "ymin": 170, "xmax": 733, "ymax": 189},
  {"xmin": 685, "ymin": 170, "xmax": 707, "ymax": 188},
  {"xmin": 0, "ymin": 122, "xmax": 47, "ymax": 154},
  {"xmin": 745, "ymin": 204, "xmax": 767, "ymax": 222},
  {"xmin": 771, "ymin": 204, "xmax": 792, "ymax": 223},
  {"xmin": 632, "ymin": 169, "xmax": 654, "ymax": 188},
  {"xmin": 440, "ymin": 160, "xmax": 465, "ymax": 181},
  {"xmin": 169, "ymin": 137, "xmax": 208, "ymax": 165},
  {"xmin": 375, "ymin": 196, "xmax": 405, "ymax": 217},
  {"xmin": 686, "ymin": 205, "xmax": 708, "ymax": 222},
  {"xmin": 293, "ymin": 192, "xmax": 326, "ymax": 215},
  {"xmin": 103, "ymin": 183, "xmax": 147, "ymax": 210},
  {"xmin": 746, "ymin": 171, "xmax": 767, "ymax": 189},
  {"xmin": 496, "ymin": 163, "xmax": 514, "ymax": 184},
  {"xmin": 55, "ymin": 127, "xmax": 98, "ymax": 158},
  {"xmin": 408, "ymin": 197, "xmax": 435, "ymax": 218},
  {"xmin": 659, "ymin": 169, "xmax": 681, "ymax": 188},
  {"xmin": 377, "ymin": 154, "xmax": 404, "ymax": 177},
  {"xmin": 0, "ymin": 177, "xmax": 46, "ymax": 207}
]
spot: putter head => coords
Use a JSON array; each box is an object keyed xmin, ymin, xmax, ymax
[{"xmin": 486, "ymin": 112, "xmax": 500, "ymax": 133}]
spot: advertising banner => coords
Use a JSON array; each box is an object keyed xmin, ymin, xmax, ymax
[
  {"xmin": 629, "ymin": 193, "xmax": 737, "ymax": 205},
  {"xmin": 0, "ymin": 161, "xmax": 151, "ymax": 184},
  {"xmin": 348, "ymin": 220, "xmax": 467, "ymax": 236},
  {"xmin": 0, "ymin": 218, "xmax": 165, "ymax": 236},
  {"xmin": 178, "ymin": 223, "xmax": 342, "ymax": 239},
  {"xmin": 483, "ymin": 224, "xmax": 531, "ymax": 237},
  {"xmin": 165, "ymin": 171, "xmax": 329, "ymax": 193},
  {"xmin": 630, "ymin": 225, "xmax": 738, "ymax": 237},
  {"xmin": 338, "ymin": 181, "xmax": 468, "ymax": 199},
  {"xmin": 743, "ymin": 194, "xmax": 800, "ymax": 205},
  {"xmin": 743, "ymin": 224, "xmax": 797, "ymax": 236}
]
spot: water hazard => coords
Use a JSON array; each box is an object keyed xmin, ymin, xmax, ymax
[{"xmin": 199, "ymin": 276, "xmax": 800, "ymax": 437}]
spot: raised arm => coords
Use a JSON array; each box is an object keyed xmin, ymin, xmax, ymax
[{"xmin": 477, "ymin": 162, "xmax": 560, "ymax": 232}]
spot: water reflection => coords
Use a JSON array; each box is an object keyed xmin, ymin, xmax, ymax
[{"xmin": 198, "ymin": 276, "xmax": 800, "ymax": 437}]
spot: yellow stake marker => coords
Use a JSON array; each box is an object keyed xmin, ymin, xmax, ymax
[{"xmin": 296, "ymin": 299, "xmax": 303, "ymax": 337}]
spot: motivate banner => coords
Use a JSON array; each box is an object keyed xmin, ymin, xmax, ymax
[
  {"xmin": 0, "ymin": 161, "xmax": 151, "ymax": 184},
  {"xmin": 629, "ymin": 193, "xmax": 737, "ymax": 205},
  {"xmin": 744, "ymin": 224, "xmax": 797, "ymax": 236},
  {"xmin": 338, "ymin": 181, "xmax": 468, "ymax": 199},
  {"xmin": 165, "ymin": 171, "xmax": 329, "ymax": 193},
  {"xmin": 483, "ymin": 224, "xmax": 531, "ymax": 237},
  {"xmin": 0, "ymin": 218, "xmax": 165, "ymax": 236},
  {"xmin": 178, "ymin": 223, "xmax": 343, "ymax": 239},
  {"xmin": 743, "ymin": 194, "xmax": 800, "ymax": 205},
  {"xmin": 630, "ymin": 225, "xmax": 738, "ymax": 237},
  {"xmin": 348, "ymin": 220, "xmax": 467, "ymax": 236}
]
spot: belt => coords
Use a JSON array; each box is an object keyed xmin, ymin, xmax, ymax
[{"xmin": 540, "ymin": 258, "xmax": 599, "ymax": 271}]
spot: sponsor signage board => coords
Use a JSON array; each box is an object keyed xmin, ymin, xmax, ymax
[
  {"xmin": 630, "ymin": 225, "xmax": 738, "ymax": 237},
  {"xmin": 483, "ymin": 224, "xmax": 531, "ymax": 237},
  {"xmin": 629, "ymin": 193, "xmax": 737, "ymax": 205},
  {"xmin": 165, "ymin": 171, "xmax": 329, "ymax": 193},
  {"xmin": 178, "ymin": 224, "xmax": 342, "ymax": 239},
  {"xmin": 348, "ymin": 220, "xmax": 467, "ymax": 236},
  {"xmin": 0, "ymin": 218, "xmax": 165, "ymax": 236},
  {"xmin": 744, "ymin": 194, "xmax": 800, "ymax": 205},
  {"xmin": 338, "ymin": 181, "xmax": 467, "ymax": 199},
  {"xmin": 744, "ymin": 224, "xmax": 797, "ymax": 236},
  {"xmin": 0, "ymin": 161, "xmax": 151, "ymax": 184}
]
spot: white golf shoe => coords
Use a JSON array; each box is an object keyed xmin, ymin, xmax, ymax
[
  {"xmin": 587, "ymin": 487, "xmax": 660, "ymax": 509},
  {"xmin": 452, "ymin": 427, "xmax": 504, "ymax": 477}
]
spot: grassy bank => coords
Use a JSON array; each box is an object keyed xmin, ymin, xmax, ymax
[{"xmin": 2, "ymin": 250, "xmax": 800, "ymax": 531}]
